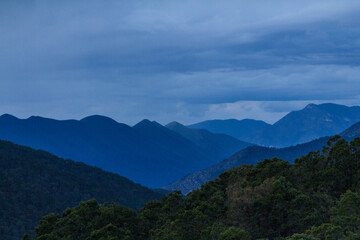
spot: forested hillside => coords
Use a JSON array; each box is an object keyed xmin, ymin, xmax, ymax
[
  {"xmin": 0, "ymin": 140, "xmax": 162, "ymax": 240},
  {"xmin": 26, "ymin": 136, "xmax": 360, "ymax": 240}
]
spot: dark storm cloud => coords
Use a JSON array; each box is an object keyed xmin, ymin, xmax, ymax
[{"xmin": 1, "ymin": 0, "xmax": 360, "ymax": 124}]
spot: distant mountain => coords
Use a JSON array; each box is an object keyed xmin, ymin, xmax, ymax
[
  {"xmin": 341, "ymin": 121, "xmax": 360, "ymax": 140},
  {"xmin": 166, "ymin": 120, "xmax": 360, "ymax": 193},
  {"xmin": 164, "ymin": 137, "xmax": 328, "ymax": 194},
  {"xmin": 0, "ymin": 115, "xmax": 251, "ymax": 187},
  {"xmin": 260, "ymin": 103, "xmax": 360, "ymax": 146},
  {"xmin": 189, "ymin": 103, "xmax": 360, "ymax": 147},
  {"xmin": 188, "ymin": 119, "xmax": 271, "ymax": 144},
  {"xmin": 132, "ymin": 119, "xmax": 211, "ymax": 183},
  {"xmin": 166, "ymin": 121, "xmax": 252, "ymax": 160},
  {"xmin": 0, "ymin": 139, "xmax": 162, "ymax": 240}
]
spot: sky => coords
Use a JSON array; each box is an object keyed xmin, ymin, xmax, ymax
[{"xmin": 1, "ymin": 0, "xmax": 360, "ymax": 125}]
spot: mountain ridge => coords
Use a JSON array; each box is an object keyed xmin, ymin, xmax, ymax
[
  {"xmin": 166, "ymin": 121, "xmax": 252, "ymax": 161},
  {"xmin": 165, "ymin": 119, "xmax": 360, "ymax": 193},
  {"xmin": 0, "ymin": 114, "xmax": 251, "ymax": 188},
  {"xmin": 189, "ymin": 103, "xmax": 360, "ymax": 147}
]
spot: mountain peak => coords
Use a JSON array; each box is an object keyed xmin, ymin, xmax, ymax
[
  {"xmin": 137, "ymin": 118, "xmax": 152, "ymax": 124},
  {"xmin": 27, "ymin": 116, "xmax": 56, "ymax": 121},
  {"xmin": 166, "ymin": 121, "xmax": 190, "ymax": 133},
  {"xmin": 304, "ymin": 103, "xmax": 359, "ymax": 112},
  {"xmin": 0, "ymin": 114, "xmax": 18, "ymax": 120},
  {"xmin": 133, "ymin": 119, "xmax": 154, "ymax": 128},
  {"xmin": 166, "ymin": 121, "xmax": 185, "ymax": 128},
  {"xmin": 304, "ymin": 103, "xmax": 318, "ymax": 110},
  {"xmin": 80, "ymin": 115, "xmax": 118, "ymax": 125}
]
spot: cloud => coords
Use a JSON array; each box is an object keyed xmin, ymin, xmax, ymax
[
  {"xmin": 0, "ymin": 1, "xmax": 360, "ymax": 124},
  {"xmin": 158, "ymin": 64, "xmax": 360, "ymax": 103}
]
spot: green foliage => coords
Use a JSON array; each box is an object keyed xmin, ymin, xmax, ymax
[
  {"xmin": 246, "ymin": 157, "xmax": 291, "ymax": 187},
  {"xmin": 32, "ymin": 199, "xmax": 140, "ymax": 240},
  {"xmin": 25, "ymin": 137, "xmax": 360, "ymax": 240},
  {"xmin": 35, "ymin": 213, "xmax": 60, "ymax": 236},
  {"xmin": 21, "ymin": 234, "xmax": 33, "ymax": 240},
  {"xmin": 286, "ymin": 233, "xmax": 320, "ymax": 240},
  {"xmin": 330, "ymin": 190, "xmax": 360, "ymax": 233},
  {"xmin": 295, "ymin": 190, "xmax": 360, "ymax": 240},
  {"xmin": 219, "ymin": 227, "xmax": 251, "ymax": 240}
]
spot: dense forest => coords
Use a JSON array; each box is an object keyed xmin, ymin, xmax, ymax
[
  {"xmin": 25, "ymin": 136, "xmax": 360, "ymax": 239},
  {"xmin": 0, "ymin": 140, "xmax": 162, "ymax": 240}
]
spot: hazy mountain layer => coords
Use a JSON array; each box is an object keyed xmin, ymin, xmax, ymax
[
  {"xmin": 188, "ymin": 119, "xmax": 271, "ymax": 144},
  {"xmin": 189, "ymin": 103, "xmax": 360, "ymax": 147},
  {"xmin": 166, "ymin": 119, "xmax": 360, "ymax": 193},
  {"xmin": 166, "ymin": 121, "xmax": 252, "ymax": 161},
  {"xmin": 164, "ymin": 137, "xmax": 328, "ymax": 193},
  {"xmin": 0, "ymin": 115, "xmax": 251, "ymax": 187}
]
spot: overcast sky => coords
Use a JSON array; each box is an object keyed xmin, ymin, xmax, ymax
[{"xmin": 1, "ymin": 0, "xmax": 360, "ymax": 125}]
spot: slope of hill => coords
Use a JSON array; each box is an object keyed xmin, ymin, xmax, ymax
[
  {"xmin": 189, "ymin": 103, "xmax": 360, "ymax": 147},
  {"xmin": 132, "ymin": 120, "xmax": 211, "ymax": 182},
  {"xmin": 164, "ymin": 137, "xmax": 329, "ymax": 193},
  {"xmin": 341, "ymin": 120, "xmax": 360, "ymax": 140},
  {"xmin": 0, "ymin": 115, "xmax": 251, "ymax": 187},
  {"xmin": 27, "ymin": 137, "xmax": 360, "ymax": 240},
  {"xmin": 165, "ymin": 121, "xmax": 253, "ymax": 161},
  {"xmin": 167, "ymin": 119, "xmax": 360, "ymax": 194},
  {"xmin": 0, "ymin": 140, "xmax": 162, "ymax": 240}
]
